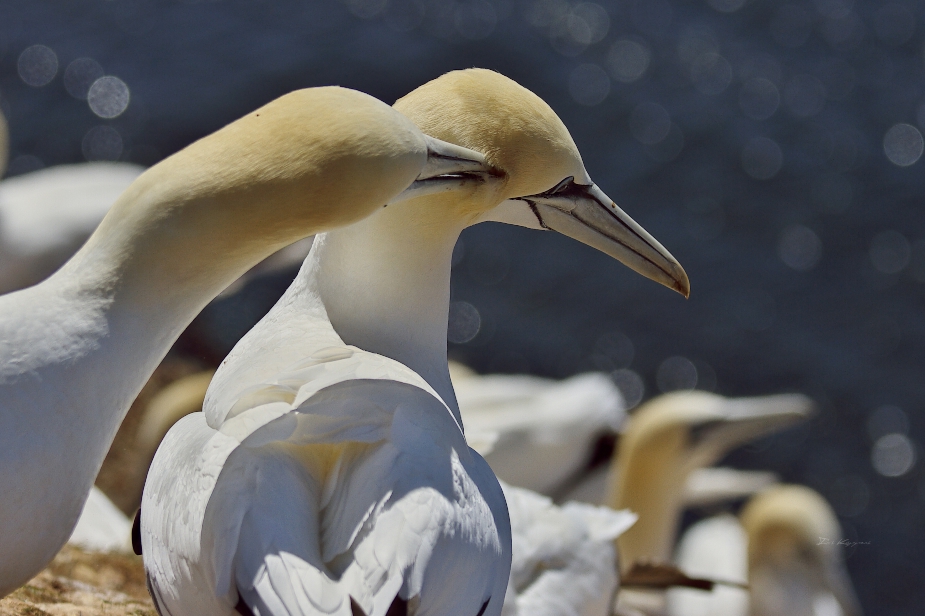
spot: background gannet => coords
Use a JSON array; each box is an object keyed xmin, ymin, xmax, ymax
[
  {"xmin": 667, "ymin": 485, "xmax": 863, "ymax": 616},
  {"xmin": 605, "ymin": 391, "xmax": 813, "ymax": 570},
  {"xmin": 452, "ymin": 363, "xmax": 625, "ymax": 495},
  {"xmin": 0, "ymin": 110, "xmax": 144, "ymax": 294},
  {"xmin": 66, "ymin": 486, "xmax": 133, "ymax": 554},
  {"xmin": 0, "ymin": 86, "xmax": 488, "ymax": 597},
  {"xmin": 604, "ymin": 392, "xmax": 812, "ymax": 616},
  {"xmin": 140, "ymin": 68, "xmax": 688, "ymax": 616},
  {"xmin": 500, "ymin": 480, "xmax": 636, "ymax": 616}
]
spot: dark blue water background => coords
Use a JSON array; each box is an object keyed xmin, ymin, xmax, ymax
[{"xmin": 2, "ymin": 0, "xmax": 924, "ymax": 611}]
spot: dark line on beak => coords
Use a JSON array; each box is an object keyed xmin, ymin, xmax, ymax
[{"xmin": 527, "ymin": 201, "xmax": 550, "ymax": 230}]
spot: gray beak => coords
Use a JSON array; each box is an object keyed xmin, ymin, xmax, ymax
[
  {"xmin": 688, "ymin": 394, "xmax": 814, "ymax": 467},
  {"xmin": 516, "ymin": 178, "xmax": 690, "ymax": 297},
  {"xmin": 388, "ymin": 135, "xmax": 494, "ymax": 204}
]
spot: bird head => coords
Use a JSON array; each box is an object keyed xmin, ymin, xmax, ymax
[{"xmin": 394, "ymin": 68, "xmax": 689, "ymax": 297}]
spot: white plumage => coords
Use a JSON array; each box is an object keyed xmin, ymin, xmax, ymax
[
  {"xmin": 500, "ymin": 481, "xmax": 635, "ymax": 616},
  {"xmin": 0, "ymin": 87, "xmax": 487, "ymax": 597},
  {"xmin": 0, "ymin": 162, "xmax": 144, "ymax": 294},
  {"xmin": 453, "ymin": 364, "xmax": 625, "ymax": 495},
  {"xmin": 667, "ymin": 486, "xmax": 862, "ymax": 616},
  {"xmin": 67, "ymin": 486, "xmax": 133, "ymax": 553},
  {"xmin": 140, "ymin": 69, "xmax": 688, "ymax": 616}
]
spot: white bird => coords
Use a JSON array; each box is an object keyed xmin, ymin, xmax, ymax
[
  {"xmin": 0, "ymin": 86, "xmax": 489, "ymax": 597},
  {"xmin": 667, "ymin": 485, "xmax": 862, "ymax": 616},
  {"xmin": 0, "ymin": 110, "xmax": 144, "ymax": 294},
  {"xmin": 449, "ymin": 362, "xmax": 626, "ymax": 495},
  {"xmin": 500, "ymin": 481, "xmax": 636, "ymax": 616},
  {"xmin": 606, "ymin": 392, "xmax": 811, "ymax": 616},
  {"xmin": 606, "ymin": 391, "xmax": 813, "ymax": 568},
  {"xmin": 140, "ymin": 68, "xmax": 689, "ymax": 616},
  {"xmin": 67, "ymin": 486, "xmax": 133, "ymax": 553}
]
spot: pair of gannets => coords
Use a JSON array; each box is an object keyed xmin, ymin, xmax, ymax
[
  {"xmin": 138, "ymin": 69, "xmax": 688, "ymax": 616},
  {"xmin": 606, "ymin": 391, "xmax": 811, "ymax": 616},
  {"xmin": 0, "ymin": 86, "xmax": 495, "ymax": 596},
  {"xmin": 597, "ymin": 391, "xmax": 859, "ymax": 616},
  {"xmin": 668, "ymin": 485, "xmax": 862, "ymax": 616},
  {"xmin": 606, "ymin": 391, "xmax": 812, "ymax": 568}
]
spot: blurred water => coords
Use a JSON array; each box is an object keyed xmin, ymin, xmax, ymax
[{"xmin": 2, "ymin": 0, "xmax": 924, "ymax": 611}]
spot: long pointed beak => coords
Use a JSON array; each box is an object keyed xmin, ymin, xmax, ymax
[
  {"xmin": 517, "ymin": 180, "xmax": 690, "ymax": 297},
  {"xmin": 690, "ymin": 394, "xmax": 814, "ymax": 466},
  {"xmin": 387, "ymin": 136, "xmax": 494, "ymax": 205}
]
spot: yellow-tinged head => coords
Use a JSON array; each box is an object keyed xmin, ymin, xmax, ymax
[
  {"xmin": 396, "ymin": 68, "xmax": 584, "ymax": 201},
  {"xmin": 395, "ymin": 69, "xmax": 690, "ymax": 296},
  {"xmin": 78, "ymin": 87, "xmax": 487, "ymax": 300},
  {"xmin": 741, "ymin": 484, "xmax": 842, "ymax": 569},
  {"xmin": 742, "ymin": 485, "xmax": 863, "ymax": 616},
  {"xmin": 608, "ymin": 391, "xmax": 812, "ymax": 566}
]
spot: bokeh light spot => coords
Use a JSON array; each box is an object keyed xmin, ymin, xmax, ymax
[
  {"xmin": 568, "ymin": 64, "xmax": 610, "ymax": 106},
  {"xmin": 18, "ymin": 45, "xmax": 58, "ymax": 87},
  {"xmin": 778, "ymin": 224, "xmax": 822, "ymax": 271},
  {"xmin": 571, "ymin": 3, "xmax": 609, "ymax": 44},
  {"xmin": 447, "ymin": 301, "xmax": 481, "ymax": 344},
  {"xmin": 690, "ymin": 52, "xmax": 732, "ymax": 95},
  {"xmin": 64, "ymin": 58, "xmax": 104, "ymax": 100},
  {"xmin": 611, "ymin": 368, "xmax": 645, "ymax": 409},
  {"xmin": 607, "ymin": 38, "xmax": 650, "ymax": 83},
  {"xmin": 630, "ymin": 102, "xmax": 671, "ymax": 145},
  {"xmin": 883, "ymin": 123, "xmax": 923, "ymax": 167},
  {"xmin": 82, "ymin": 126, "xmax": 123, "ymax": 161},
  {"xmin": 872, "ymin": 433, "xmax": 916, "ymax": 477},
  {"xmin": 739, "ymin": 78, "xmax": 780, "ymax": 120},
  {"xmin": 88, "ymin": 76, "xmax": 131, "ymax": 119},
  {"xmin": 741, "ymin": 136, "xmax": 783, "ymax": 180},
  {"xmin": 656, "ymin": 356, "xmax": 698, "ymax": 392}
]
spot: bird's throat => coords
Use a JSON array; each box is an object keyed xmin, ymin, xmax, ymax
[{"xmin": 304, "ymin": 211, "xmax": 464, "ymax": 425}]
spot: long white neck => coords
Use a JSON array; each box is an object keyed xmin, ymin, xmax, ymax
[
  {"xmin": 295, "ymin": 203, "xmax": 466, "ymax": 426},
  {"xmin": 0, "ymin": 167, "xmax": 306, "ymax": 595}
]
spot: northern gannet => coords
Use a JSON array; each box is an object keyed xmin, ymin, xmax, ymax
[
  {"xmin": 604, "ymin": 392, "xmax": 812, "ymax": 616},
  {"xmin": 500, "ymin": 481, "xmax": 636, "ymax": 616},
  {"xmin": 606, "ymin": 391, "xmax": 813, "ymax": 568},
  {"xmin": 667, "ymin": 485, "xmax": 862, "ymax": 616},
  {"xmin": 67, "ymin": 486, "xmax": 133, "ymax": 553},
  {"xmin": 0, "ymin": 86, "xmax": 489, "ymax": 597},
  {"xmin": 139, "ymin": 68, "xmax": 689, "ymax": 616},
  {"xmin": 451, "ymin": 363, "xmax": 626, "ymax": 495}
]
